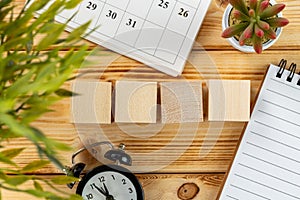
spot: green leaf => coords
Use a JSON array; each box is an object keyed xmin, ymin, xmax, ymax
[
  {"xmin": 0, "ymin": 148, "xmax": 25, "ymax": 159},
  {"xmin": 252, "ymin": 35, "xmax": 263, "ymax": 54},
  {"xmin": 36, "ymin": 23, "xmax": 66, "ymax": 50},
  {"xmin": 0, "ymin": 152, "xmax": 16, "ymax": 166},
  {"xmin": 221, "ymin": 22, "xmax": 249, "ymax": 38},
  {"xmin": 51, "ymin": 176, "xmax": 79, "ymax": 185},
  {"xmin": 64, "ymin": 0, "xmax": 82, "ymax": 9},
  {"xmin": 20, "ymin": 107, "xmax": 52, "ymax": 124},
  {"xmin": 36, "ymin": 146, "xmax": 65, "ymax": 171},
  {"xmin": 260, "ymin": 4, "xmax": 286, "ymax": 19},
  {"xmin": 5, "ymin": 70, "xmax": 35, "ymax": 98},
  {"xmin": 25, "ymin": 33, "xmax": 33, "ymax": 53},
  {"xmin": 5, "ymin": 175, "xmax": 30, "ymax": 186},
  {"xmin": 34, "ymin": 61, "xmax": 57, "ymax": 82},
  {"xmin": 66, "ymin": 21, "xmax": 91, "ymax": 43},
  {"xmin": 24, "ymin": 189, "xmax": 54, "ymax": 198},
  {"xmin": 0, "ymin": 99, "xmax": 15, "ymax": 113},
  {"xmin": 25, "ymin": 0, "xmax": 49, "ymax": 13},
  {"xmin": 0, "ymin": 6, "xmax": 13, "ymax": 22},
  {"xmin": 0, "ymin": 171, "xmax": 8, "ymax": 181},
  {"xmin": 2, "ymin": 37, "xmax": 30, "ymax": 51},
  {"xmin": 33, "ymin": 181, "xmax": 44, "ymax": 191},
  {"xmin": 22, "ymin": 160, "xmax": 50, "ymax": 173},
  {"xmin": 47, "ymin": 139, "xmax": 72, "ymax": 151},
  {"xmin": 0, "ymin": 0, "xmax": 12, "ymax": 8},
  {"xmin": 55, "ymin": 89, "xmax": 75, "ymax": 97},
  {"xmin": 229, "ymin": 0, "xmax": 249, "ymax": 16}
]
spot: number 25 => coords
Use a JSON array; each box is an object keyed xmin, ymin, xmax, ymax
[{"xmin": 158, "ymin": 0, "xmax": 169, "ymax": 9}]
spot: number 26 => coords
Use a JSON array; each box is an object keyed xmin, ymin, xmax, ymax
[{"xmin": 178, "ymin": 8, "xmax": 189, "ymax": 18}]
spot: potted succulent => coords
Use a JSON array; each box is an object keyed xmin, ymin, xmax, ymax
[{"xmin": 222, "ymin": 0, "xmax": 289, "ymax": 53}]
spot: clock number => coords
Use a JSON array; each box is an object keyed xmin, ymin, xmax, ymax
[
  {"xmin": 128, "ymin": 187, "xmax": 133, "ymax": 193},
  {"xmin": 86, "ymin": 193, "xmax": 93, "ymax": 200},
  {"xmin": 98, "ymin": 176, "xmax": 105, "ymax": 182},
  {"xmin": 111, "ymin": 175, "xmax": 115, "ymax": 180},
  {"xmin": 106, "ymin": 10, "xmax": 117, "ymax": 19},
  {"xmin": 178, "ymin": 8, "xmax": 189, "ymax": 18},
  {"xmin": 86, "ymin": 1, "xmax": 97, "ymax": 10},
  {"xmin": 158, "ymin": 0, "xmax": 169, "ymax": 9},
  {"xmin": 90, "ymin": 183, "xmax": 95, "ymax": 189},
  {"xmin": 122, "ymin": 178, "xmax": 126, "ymax": 185},
  {"xmin": 126, "ymin": 18, "xmax": 137, "ymax": 28}
]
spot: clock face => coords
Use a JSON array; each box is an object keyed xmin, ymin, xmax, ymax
[{"xmin": 76, "ymin": 165, "xmax": 144, "ymax": 200}]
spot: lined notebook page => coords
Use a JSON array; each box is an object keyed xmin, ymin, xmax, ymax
[{"xmin": 219, "ymin": 64, "xmax": 300, "ymax": 200}]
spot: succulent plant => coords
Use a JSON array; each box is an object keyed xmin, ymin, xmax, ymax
[{"xmin": 222, "ymin": 0, "xmax": 289, "ymax": 53}]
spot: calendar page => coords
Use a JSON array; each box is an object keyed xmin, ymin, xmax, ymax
[{"xmin": 34, "ymin": 0, "xmax": 211, "ymax": 76}]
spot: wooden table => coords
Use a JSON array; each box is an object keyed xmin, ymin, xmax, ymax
[{"xmin": 4, "ymin": 0, "xmax": 300, "ymax": 199}]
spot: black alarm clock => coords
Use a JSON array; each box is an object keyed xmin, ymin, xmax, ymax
[{"xmin": 65, "ymin": 142, "xmax": 144, "ymax": 200}]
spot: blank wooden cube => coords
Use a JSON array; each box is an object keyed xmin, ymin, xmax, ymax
[
  {"xmin": 71, "ymin": 81, "xmax": 112, "ymax": 124},
  {"xmin": 160, "ymin": 81, "xmax": 203, "ymax": 123},
  {"xmin": 208, "ymin": 80, "xmax": 250, "ymax": 122},
  {"xmin": 115, "ymin": 81, "xmax": 157, "ymax": 123}
]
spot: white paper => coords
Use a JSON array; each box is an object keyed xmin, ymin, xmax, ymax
[
  {"xmin": 31, "ymin": 0, "xmax": 211, "ymax": 76},
  {"xmin": 219, "ymin": 64, "xmax": 300, "ymax": 200}
]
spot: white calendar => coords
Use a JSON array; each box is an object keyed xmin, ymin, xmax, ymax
[{"xmin": 35, "ymin": 0, "xmax": 211, "ymax": 76}]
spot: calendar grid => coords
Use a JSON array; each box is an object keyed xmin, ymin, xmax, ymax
[
  {"xmin": 132, "ymin": 0, "xmax": 156, "ymax": 47},
  {"xmin": 113, "ymin": 1, "xmax": 131, "ymax": 38},
  {"xmin": 49, "ymin": 0, "xmax": 210, "ymax": 75},
  {"xmin": 153, "ymin": 0, "xmax": 179, "ymax": 56},
  {"xmin": 93, "ymin": 0, "xmax": 108, "ymax": 32},
  {"xmin": 175, "ymin": 0, "xmax": 203, "ymax": 62}
]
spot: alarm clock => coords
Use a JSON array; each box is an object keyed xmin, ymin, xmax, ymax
[{"xmin": 65, "ymin": 142, "xmax": 144, "ymax": 200}]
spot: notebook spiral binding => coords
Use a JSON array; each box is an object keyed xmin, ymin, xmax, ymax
[{"xmin": 276, "ymin": 59, "xmax": 299, "ymax": 85}]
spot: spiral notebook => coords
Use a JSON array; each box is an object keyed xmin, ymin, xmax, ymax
[{"xmin": 218, "ymin": 60, "xmax": 300, "ymax": 200}]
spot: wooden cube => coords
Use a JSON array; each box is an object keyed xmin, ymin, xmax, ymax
[
  {"xmin": 160, "ymin": 81, "xmax": 203, "ymax": 123},
  {"xmin": 208, "ymin": 80, "xmax": 250, "ymax": 121},
  {"xmin": 71, "ymin": 81, "xmax": 112, "ymax": 124},
  {"xmin": 115, "ymin": 81, "xmax": 157, "ymax": 123}
]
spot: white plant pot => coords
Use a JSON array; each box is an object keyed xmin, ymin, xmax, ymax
[{"xmin": 222, "ymin": 0, "xmax": 283, "ymax": 53}]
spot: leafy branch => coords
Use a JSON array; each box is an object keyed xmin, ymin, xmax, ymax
[{"xmin": 0, "ymin": 0, "xmax": 91, "ymax": 198}]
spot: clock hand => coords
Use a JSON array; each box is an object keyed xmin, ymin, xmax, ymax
[
  {"xmin": 92, "ymin": 183, "xmax": 108, "ymax": 197},
  {"xmin": 103, "ymin": 183, "xmax": 116, "ymax": 200},
  {"xmin": 106, "ymin": 196, "xmax": 115, "ymax": 200},
  {"xmin": 103, "ymin": 182, "xmax": 110, "ymax": 195}
]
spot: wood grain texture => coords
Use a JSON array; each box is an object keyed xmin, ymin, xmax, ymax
[
  {"xmin": 208, "ymin": 80, "xmax": 250, "ymax": 122},
  {"xmin": 160, "ymin": 81, "xmax": 203, "ymax": 123},
  {"xmin": 114, "ymin": 81, "xmax": 157, "ymax": 123},
  {"xmin": 2, "ymin": 174, "xmax": 224, "ymax": 200},
  {"xmin": 71, "ymin": 81, "xmax": 112, "ymax": 124},
  {"xmin": 2, "ymin": 51, "xmax": 300, "ymax": 174},
  {"xmin": 5, "ymin": 0, "xmax": 300, "ymax": 199}
]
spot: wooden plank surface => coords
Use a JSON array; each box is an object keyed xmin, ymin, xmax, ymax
[
  {"xmin": 4, "ymin": 0, "xmax": 300, "ymax": 199},
  {"xmin": 2, "ymin": 174, "xmax": 223, "ymax": 200}
]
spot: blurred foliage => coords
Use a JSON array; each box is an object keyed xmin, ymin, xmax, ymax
[{"xmin": 0, "ymin": 0, "xmax": 91, "ymax": 199}]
